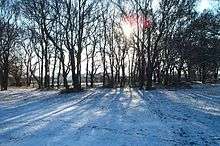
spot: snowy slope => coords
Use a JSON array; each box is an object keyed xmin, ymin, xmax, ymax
[{"xmin": 0, "ymin": 85, "xmax": 219, "ymax": 146}]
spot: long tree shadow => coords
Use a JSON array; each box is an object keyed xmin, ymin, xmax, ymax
[
  {"xmin": 60, "ymin": 88, "xmax": 160, "ymax": 146},
  {"xmin": 0, "ymin": 89, "xmax": 113, "ymax": 145},
  {"xmin": 137, "ymin": 89, "xmax": 220, "ymax": 146},
  {"xmin": 16, "ymin": 88, "xmax": 136, "ymax": 146},
  {"xmin": 0, "ymin": 90, "xmax": 93, "ymax": 123},
  {"xmin": 2, "ymin": 88, "xmax": 219, "ymax": 146}
]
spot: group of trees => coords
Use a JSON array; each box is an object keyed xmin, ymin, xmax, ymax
[
  {"xmin": 0, "ymin": 0, "xmax": 219, "ymax": 91},
  {"xmin": 0, "ymin": 1, "xmax": 20, "ymax": 90}
]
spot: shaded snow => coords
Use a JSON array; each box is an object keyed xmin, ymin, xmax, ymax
[{"xmin": 0, "ymin": 86, "xmax": 220, "ymax": 146}]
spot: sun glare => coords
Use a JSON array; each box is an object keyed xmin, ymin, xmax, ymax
[
  {"xmin": 121, "ymin": 21, "xmax": 134, "ymax": 38},
  {"xmin": 121, "ymin": 14, "xmax": 152, "ymax": 39}
]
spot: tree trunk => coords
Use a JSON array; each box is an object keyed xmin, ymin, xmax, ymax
[
  {"xmin": 85, "ymin": 47, "xmax": 89, "ymax": 87},
  {"xmin": 51, "ymin": 49, "xmax": 58, "ymax": 88},
  {"xmin": 75, "ymin": 53, "xmax": 81, "ymax": 90},
  {"xmin": 177, "ymin": 67, "xmax": 182, "ymax": 83},
  {"xmin": 201, "ymin": 64, "xmax": 206, "ymax": 83},
  {"xmin": 146, "ymin": 64, "xmax": 153, "ymax": 89},
  {"xmin": 214, "ymin": 64, "xmax": 219, "ymax": 83},
  {"xmin": 57, "ymin": 60, "xmax": 61, "ymax": 88},
  {"xmin": 40, "ymin": 50, "xmax": 44, "ymax": 89},
  {"xmin": 1, "ymin": 64, "xmax": 9, "ymax": 91}
]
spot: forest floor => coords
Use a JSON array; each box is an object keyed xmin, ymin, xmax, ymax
[{"xmin": 0, "ymin": 84, "xmax": 220, "ymax": 146}]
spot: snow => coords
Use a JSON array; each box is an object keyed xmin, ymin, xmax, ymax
[{"xmin": 0, "ymin": 85, "xmax": 220, "ymax": 146}]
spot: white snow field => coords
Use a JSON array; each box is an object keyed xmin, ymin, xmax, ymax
[{"xmin": 0, "ymin": 85, "xmax": 220, "ymax": 146}]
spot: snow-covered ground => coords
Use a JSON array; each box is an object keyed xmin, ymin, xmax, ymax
[{"xmin": 0, "ymin": 85, "xmax": 220, "ymax": 146}]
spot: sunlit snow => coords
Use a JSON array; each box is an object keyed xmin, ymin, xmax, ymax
[{"xmin": 0, "ymin": 85, "xmax": 220, "ymax": 146}]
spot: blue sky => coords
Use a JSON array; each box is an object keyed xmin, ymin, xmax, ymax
[
  {"xmin": 151, "ymin": 0, "xmax": 219, "ymax": 12},
  {"xmin": 197, "ymin": 0, "xmax": 219, "ymax": 12}
]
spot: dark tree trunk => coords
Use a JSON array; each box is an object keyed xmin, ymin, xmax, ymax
[
  {"xmin": 214, "ymin": 63, "xmax": 219, "ymax": 83},
  {"xmin": 57, "ymin": 60, "xmax": 61, "ymax": 88},
  {"xmin": 40, "ymin": 50, "xmax": 44, "ymax": 89},
  {"xmin": 44, "ymin": 38, "xmax": 50, "ymax": 88},
  {"xmin": 177, "ymin": 67, "xmax": 182, "ymax": 83},
  {"xmin": 201, "ymin": 65, "xmax": 207, "ymax": 84},
  {"xmin": 85, "ymin": 47, "xmax": 89, "ymax": 87},
  {"xmin": 70, "ymin": 50, "xmax": 78, "ymax": 88},
  {"xmin": 1, "ymin": 63, "xmax": 9, "ymax": 91},
  {"xmin": 146, "ymin": 64, "xmax": 153, "ymax": 89},
  {"xmin": 61, "ymin": 52, "xmax": 69, "ymax": 89},
  {"xmin": 75, "ymin": 53, "xmax": 81, "ymax": 90},
  {"xmin": 51, "ymin": 49, "xmax": 58, "ymax": 88},
  {"xmin": 90, "ymin": 44, "xmax": 96, "ymax": 88}
]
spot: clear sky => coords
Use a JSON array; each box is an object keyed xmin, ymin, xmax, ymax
[
  {"xmin": 199, "ymin": 0, "xmax": 210, "ymax": 11},
  {"xmin": 152, "ymin": 0, "xmax": 218, "ymax": 12},
  {"xmin": 197, "ymin": 0, "xmax": 217, "ymax": 12}
]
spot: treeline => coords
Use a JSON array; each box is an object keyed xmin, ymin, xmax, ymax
[{"xmin": 0, "ymin": 0, "xmax": 219, "ymax": 91}]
